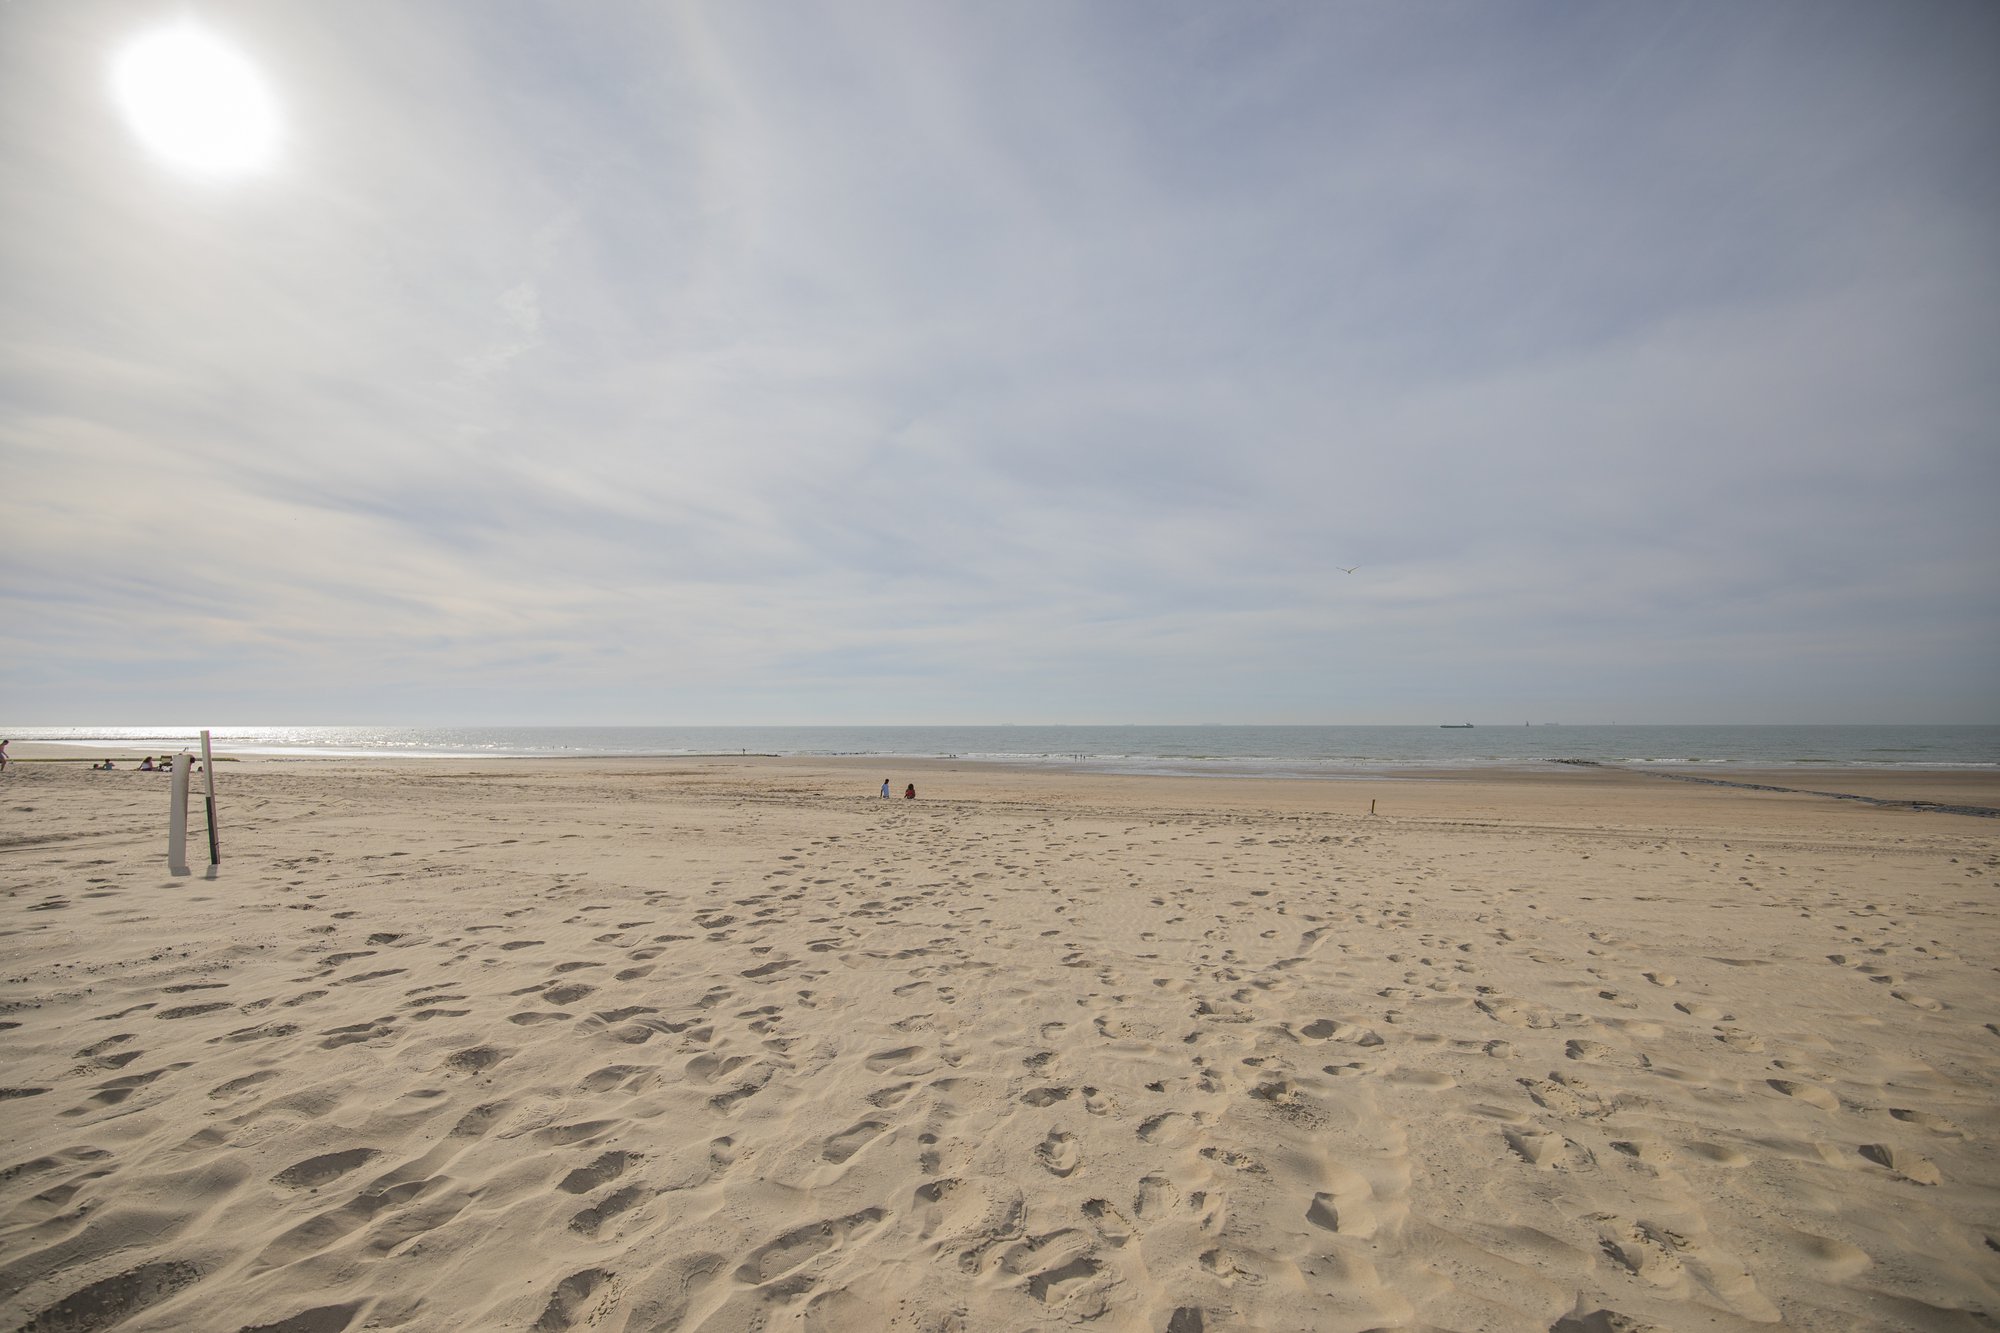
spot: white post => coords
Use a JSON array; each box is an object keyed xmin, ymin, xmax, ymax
[
  {"xmin": 167, "ymin": 753, "xmax": 191, "ymax": 875},
  {"xmin": 201, "ymin": 730, "xmax": 220, "ymax": 866}
]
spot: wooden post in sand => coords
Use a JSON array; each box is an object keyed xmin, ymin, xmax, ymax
[
  {"xmin": 201, "ymin": 730, "xmax": 220, "ymax": 866},
  {"xmin": 167, "ymin": 753, "xmax": 191, "ymax": 875}
]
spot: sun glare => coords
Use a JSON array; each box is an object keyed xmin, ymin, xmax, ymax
[{"xmin": 111, "ymin": 24, "xmax": 280, "ymax": 175}]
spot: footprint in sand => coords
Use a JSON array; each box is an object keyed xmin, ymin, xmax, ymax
[
  {"xmin": 241, "ymin": 1302, "xmax": 366, "ymax": 1332},
  {"xmin": 1769, "ymin": 1225, "xmax": 1873, "ymax": 1280},
  {"xmin": 1521, "ymin": 1077, "xmax": 1608, "ymax": 1119},
  {"xmin": 912, "ymin": 1178, "xmax": 971, "ymax": 1240},
  {"xmin": 1610, "ymin": 1137, "xmax": 1673, "ymax": 1165},
  {"xmin": 74, "ymin": 1034, "xmax": 136, "ymax": 1058},
  {"xmin": 1079, "ymin": 1197, "xmax": 1136, "ymax": 1248},
  {"xmin": 1037, "ymin": 1130, "xmax": 1081, "ymax": 1177},
  {"xmin": 1382, "ymin": 1068, "xmax": 1456, "ymax": 1090},
  {"xmin": 1137, "ymin": 1112, "xmax": 1199, "ymax": 1148},
  {"xmin": 535, "ymin": 1120, "xmax": 617, "ymax": 1147},
  {"xmin": 272, "ymin": 1147, "xmax": 379, "ymax": 1189},
  {"xmin": 1134, "ymin": 1174, "xmax": 1180, "ymax": 1221},
  {"xmin": 82, "ymin": 1064, "xmax": 187, "ymax": 1107},
  {"xmin": 569, "ymin": 1185, "xmax": 647, "ymax": 1237},
  {"xmin": 1595, "ymin": 1219, "xmax": 1685, "ymax": 1287},
  {"xmin": 1199, "ymin": 1146, "xmax": 1264, "ymax": 1174},
  {"xmin": 1679, "ymin": 1141, "xmax": 1749, "ymax": 1167},
  {"xmin": 450, "ymin": 1101, "xmax": 509, "ymax": 1138},
  {"xmin": 821, "ymin": 1119, "xmax": 889, "ymax": 1165},
  {"xmin": 685, "ymin": 1052, "xmax": 748, "ymax": 1083},
  {"xmin": 1304, "ymin": 1162, "xmax": 1380, "ymax": 1236},
  {"xmin": 156, "ymin": 1002, "xmax": 231, "ymax": 1020},
  {"xmin": 15, "ymin": 1262, "xmax": 204, "ymax": 1333},
  {"xmin": 558, "ymin": 1150, "xmax": 640, "ymax": 1194},
  {"xmin": 1767, "ymin": 1079, "xmax": 1840, "ymax": 1112},
  {"xmin": 1859, "ymin": 1143, "xmax": 1942, "ymax": 1185},
  {"xmin": 578, "ymin": 1065, "xmax": 649, "ymax": 1094},
  {"xmin": 445, "ymin": 1045, "xmax": 507, "ymax": 1074},
  {"xmin": 733, "ymin": 1207, "xmax": 889, "ymax": 1286},
  {"xmin": 866, "ymin": 1081, "xmax": 917, "ymax": 1108},
  {"xmin": 208, "ymin": 1070, "xmax": 277, "ymax": 1100},
  {"xmin": 1504, "ymin": 1127, "xmax": 1569, "ymax": 1169},
  {"xmin": 1012, "ymin": 1241, "xmax": 1101, "ymax": 1305},
  {"xmin": 319, "ymin": 1018, "xmax": 394, "ymax": 1048},
  {"xmin": 865, "ymin": 1045, "xmax": 924, "ymax": 1072},
  {"xmin": 532, "ymin": 1267, "xmax": 616, "ymax": 1332},
  {"xmin": 1477, "ymin": 997, "xmax": 1556, "ymax": 1029},
  {"xmin": 1888, "ymin": 1107, "xmax": 1966, "ymax": 1136}
]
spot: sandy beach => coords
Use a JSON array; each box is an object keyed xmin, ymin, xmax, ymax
[{"xmin": 1, "ymin": 756, "xmax": 1995, "ymax": 1332}]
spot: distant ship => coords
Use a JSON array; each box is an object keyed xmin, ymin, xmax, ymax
[{"xmin": 1440, "ymin": 723, "xmax": 1474, "ymax": 728}]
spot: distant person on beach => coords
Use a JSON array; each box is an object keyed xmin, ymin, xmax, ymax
[
  {"xmin": 0, "ymin": 738, "xmax": 9, "ymax": 770},
  {"xmin": 881, "ymin": 779, "xmax": 891, "ymax": 798},
  {"xmin": 139, "ymin": 757, "xmax": 156, "ymax": 771},
  {"xmin": 904, "ymin": 783, "xmax": 916, "ymax": 799}
]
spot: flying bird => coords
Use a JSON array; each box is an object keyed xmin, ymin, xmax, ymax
[{"xmin": 1338, "ymin": 566, "xmax": 1359, "ymax": 574}]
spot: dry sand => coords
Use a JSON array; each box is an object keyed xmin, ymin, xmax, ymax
[{"xmin": 1, "ymin": 756, "xmax": 1996, "ymax": 1332}]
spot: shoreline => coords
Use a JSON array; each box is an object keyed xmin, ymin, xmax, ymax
[
  {"xmin": 7, "ymin": 723, "xmax": 1995, "ymax": 780},
  {"xmin": 12, "ymin": 742, "xmax": 1998, "ymax": 818}
]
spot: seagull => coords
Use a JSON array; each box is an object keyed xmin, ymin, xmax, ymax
[{"xmin": 1337, "ymin": 566, "xmax": 1359, "ymax": 574}]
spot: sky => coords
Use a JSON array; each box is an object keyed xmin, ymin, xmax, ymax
[{"xmin": 2, "ymin": 1, "xmax": 1996, "ymax": 725}]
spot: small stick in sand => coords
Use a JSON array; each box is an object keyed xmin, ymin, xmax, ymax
[{"xmin": 201, "ymin": 729, "xmax": 220, "ymax": 866}]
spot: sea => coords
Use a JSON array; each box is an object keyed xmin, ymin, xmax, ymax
[{"xmin": 6, "ymin": 724, "xmax": 1996, "ymax": 778}]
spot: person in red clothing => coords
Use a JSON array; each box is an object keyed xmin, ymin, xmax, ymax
[{"xmin": 904, "ymin": 783, "xmax": 916, "ymax": 799}]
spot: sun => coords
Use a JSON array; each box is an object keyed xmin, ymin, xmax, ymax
[{"xmin": 111, "ymin": 24, "xmax": 280, "ymax": 175}]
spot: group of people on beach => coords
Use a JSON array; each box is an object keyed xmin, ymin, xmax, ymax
[
  {"xmin": 880, "ymin": 779, "xmax": 917, "ymax": 799},
  {"xmin": 91, "ymin": 754, "xmax": 199, "ymax": 772},
  {"xmin": 0, "ymin": 742, "xmax": 206, "ymax": 773}
]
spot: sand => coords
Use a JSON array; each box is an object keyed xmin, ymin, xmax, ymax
[{"xmin": 1, "ymin": 756, "xmax": 1996, "ymax": 1332}]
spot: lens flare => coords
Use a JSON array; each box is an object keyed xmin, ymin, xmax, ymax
[{"xmin": 111, "ymin": 24, "xmax": 280, "ymax": 175}]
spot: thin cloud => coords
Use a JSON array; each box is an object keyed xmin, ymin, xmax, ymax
[{"xmin": 2, "ymin": 1, "xmax": 1994, "ymax": 723}]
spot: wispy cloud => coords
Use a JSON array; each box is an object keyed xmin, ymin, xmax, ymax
[{"xmin": 2, "ymin": 1, "xmax": 1994, "ymax": 722}]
